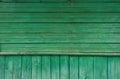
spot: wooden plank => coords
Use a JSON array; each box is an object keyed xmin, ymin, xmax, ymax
[
  {"xmin": 79, "ymin": 56, "xmax": 94, "ymax": 79},
  {"xmin": 60, "ymin": 56, "xmax": 69, "ymax": 79},
  {"xmin": 32, "ymin": 56, "xmax": 41, "ymax": 79},
  {"xmin": 0, "ymin": 23, "xmax": 120, "ymax": 33},
  {"xmin": 1, "ymin": 33, "xmax": 120, "ymax": 43},
  {"xmin": 1, "ymin": 23, "xmax": 120, "ymax": 28},
  {"xmin": 41, "ymin": 0, "xmax": 67, "ymax": 2},
  {"xmin": 93, "ymin": 57, "xmax": 108, "ymax": 79},
  {"xmin": 0, "ymin": 3, "xmax": 120, "ymax": 13},
  {"xmin": 2, "ymin": 13, "xmax": 119, "ymax": 17},
  {"xmin": 70, "ymin": 0, "xmax": 120, "ymax": 2},
  {"xmin": 51, "ymin": 56, "xmax": 59, "ymax": 79},
  {"xmin": 1, "ymin": 0, "xmax": 120, "ymax": 3},
  {"xmin": 0, "ymin": 56, "xmax": 5, "ymax": 79},
  {"xmin": 0, "ymin": 34, "xmax": 120, "ymax": 43},
  {"xmin": 0, "ymin": 23, "xmax": 120, "ymax": 43},
  {"xmin": 1, "ymin": 0, "xmax": 13, "ymax": 2},
  {"xmin": 5, "ymin": 56, "xmax": 13, "ymax": 79},
  {"xmin": 1, "ymin": 43, "xmax": 120, "ymax": 53},
  {"xmin": 1, "ymin": 0, "xmax": 66, "ymax": 2},
  {"xmin": 13, "ymin": 56, "xmax": 21, "ymax": 79},
  {"xmin": 108, "ymin": 57, "xmax": 120, "ymax": 79},
  {"xmin": 0, "ymin": 3, "xmax": 120, "ymax": 8},
  {"xmin": 70, "ymin": 56, "xmax": 78, "ymax": 79},
  {"xmin": 41, "ymin": 56, "xmax": 51, "ymax": 79},
  {"xmin": 18, "ymin": 0, "xmax": 42, "ymax": 3},
  {"xmin": 0, "ymin": 13, "xmax": 120, "ymax": 22},
  {"xmin": 0, "ymin": 23, "xmax": 120, "ymax": 34},
  {"xmin": 21, "ymin": 56, "xmax": 32, "ymax": 79}
]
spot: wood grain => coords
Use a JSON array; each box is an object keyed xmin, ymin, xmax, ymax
[
  {"xmin": 1, "ymin": 56, "xmax": 120, "ymax": 79},
  {"xmin": 0, "ymin": 1, "xmax": 120, "ymax": 55}
]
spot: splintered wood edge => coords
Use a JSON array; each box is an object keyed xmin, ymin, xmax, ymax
[{"xmin": 0, "ymin": 52, "xmax": 120, "ymax": 56}]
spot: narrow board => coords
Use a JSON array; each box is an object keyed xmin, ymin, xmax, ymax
[
  {"xmin": 0, "ymin": 3, "xmax": 120, "ymax": 13},
  {"xmin": 0, "ymin": 13, "xmax": 120, "ymax": 22},
  {"xmin": 1, "ymin": 0, "xmax": 120, "ymax": 3},
  {"xmin": 0, "ymin": 23, "xmax": 120, "ymax": 43}
]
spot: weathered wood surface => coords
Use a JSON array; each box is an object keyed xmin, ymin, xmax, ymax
[
  {"xmin": 0, "ymin": 1, "xmax": 120, "ymax": 55},
  {"xmin": 1, "ymin": 0, "xmax": 120, "ymax": 2},
  {"xmin": 0, "ymin": 3, "xmax": 120, "ymax": 12},
  {"xmin": 0, "ymin": 56, "xmax": 120, "ymax": 79}
]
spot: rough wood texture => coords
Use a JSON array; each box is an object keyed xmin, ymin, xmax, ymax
[
  {"xmin": 0, "ymin": 56, "xmax": 120, "ymax": 79},
  {"xmin": 0, "ymin": 1, "xmax": 120, "ymax": 55},
  {"xmin": 1, "ymin": 0, "xmax": 120, "ymax": 2}
]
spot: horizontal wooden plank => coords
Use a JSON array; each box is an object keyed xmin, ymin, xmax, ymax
[
  {"xmin": 0, "ymin": 23, "xmax": 120, "ymax": 43},
  {"xmin": 2, "ymin": 0, "xmax": 42, "ymax": 2},
  {"xmin": 0, "ymin": 3, "xmax": 120, "ymax": 12},
  {"xmin": 0, "ymin": 23, "xmax": 120, "ymax": 33},
  {"xmin": 70, "ymin": 0, "xmax": 120, "ymax": 3},
  {"xmin": 1, "ymin": 34, "xmax": 120, "ymax": 43},
  {"xmin": 1, "ymin": 0, "xmax": 66, "ymax": 2},
  {"xmin": 1, "ymin": 0, "xmax": 120, "ymax": 3},
  {"xmin": 0, "ymin": 13, "xmax": 120, "ymax": 22},
  {"xmin": 2, "ymin": 0, "xmax": 66, "ymax": 2},
  {"xmin": 0, "ymin": 34, "xmax": 120, "ymax": 44},
  {"xmin": 0, "ymin": 44, "xmax": 120, "ymax": 53}
]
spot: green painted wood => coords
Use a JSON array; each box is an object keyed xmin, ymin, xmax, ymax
[
  {"xmin": 32, "ymin": 56, "xmax": 41, "ymax": 79},
  {"xmin": 70, "ymin": 56, "xmax": 78, "ymax": 79},
  {"xmin": 0, "ymin": 56, "xmax": 120, "ymax": 79},
  {"xmin": 1, "ymin": 44, "xmax": 120, "ymax": 53},
  {"xmin": 51, "ymin": 56, "xmax": 59, "ymax": 79},
  {"xmin": 5, "ymin": 56, "xmax": 13, "ymax": 79},
  {"xmin": 0, "ymin": 56, "xmax": 5, "ymax": 79},
  {"xmin": 94, "ymin": 57, "xmax": 108, "ymax": 79},
  {"xmin": 42, "ymin": 0, "xmax": 66, "ymax": 2},
  {"xmin": 41, "ymin": 56, "xmax": 51, "ymax": 79},
  {"xmin": 0, "ymin": 13, "xmax": 120, "ymax": 22},
  {"xmin": 21, "ymin": 56, "xmax": 32, "ymax": 79},
  {"xmin": 1, "ymin": 33, "xmax": 120, "ymax": 43},
  {"xmin": 70, "ymin": 0, "xmax": 120, "ymax": 2},
  {"xmin": 0, "ymin": 23, "xmax": 120, "ymax": 44},
  {"xmin": 79, "ymin": 56, "xmax": 93, "ymax": 79},
  {"xmin": 1, "ymin": 0, "xmax": 120, "ymax": 2},
  {"xmin": 60, "ymin": 56, "xmax": 69, "ymax": 79},
  {"xmin": 0, "ymin": 3, "xmax": 120, "ymax": 13},
  {"xmin": 108, "ymin": 57, "xmax": 120, "ymax": 79},
  {"xmin": 17, "ymin": 0, "xmax": 42, "ymax": 3},
  {"xmin": 4, "ymin": 56, "xmax": 21, "ymax": 79},
  {"xmin": 1, "ymin": 0, "xmax": 66, "ymax": 2},
  {"xmin": 1, "ymin": 0, "xmax": 42, "ymax": 2},
  {"xmin": 13, "ymin": 56, "xmax": 21, "ymax": 79},
  {"xmin": 0, "ymin": 1, "xmax": 120, "ymax": 55}
]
